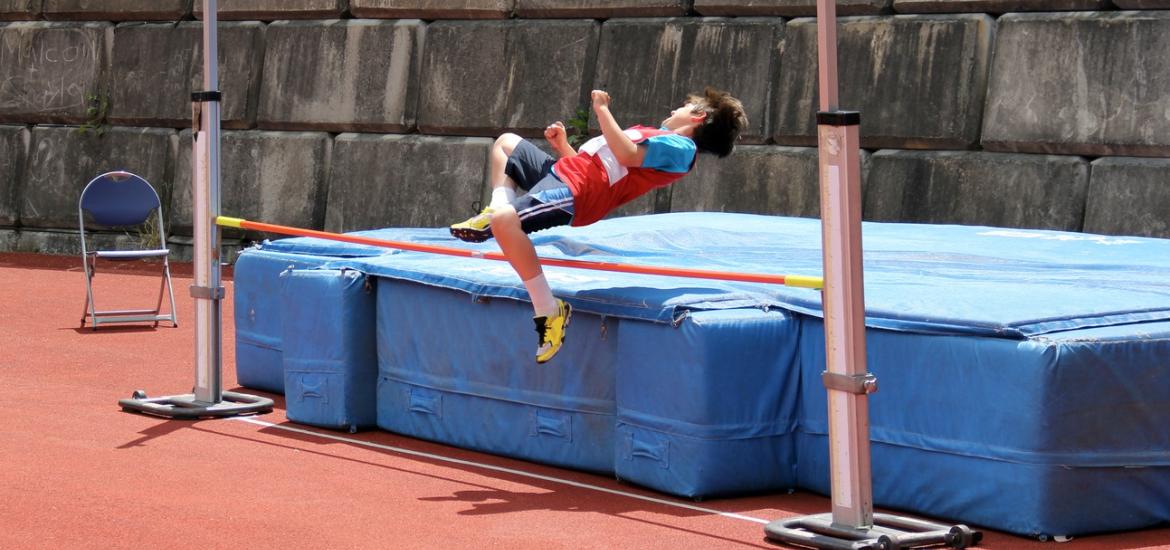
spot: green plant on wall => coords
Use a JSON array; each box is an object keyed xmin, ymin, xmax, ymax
[
  {"xmin": 130, "ymin": 210, "xmax": 163, "ymax": 250},
  {"xmin": 566, "ymin": 107, "xmax": 590, "ymax": 149},
  {"xmin": 75, "ymin": 91, "xmax": 110, "ymax": 137}
]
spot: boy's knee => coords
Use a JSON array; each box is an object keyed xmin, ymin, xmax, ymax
[
  {"xmin": 491, "ymin": 206, "xmax": 520, "ymax": 230},
  {"xmin": 495, "ymin": 133, "xmax": 522, "ymax": 155}
]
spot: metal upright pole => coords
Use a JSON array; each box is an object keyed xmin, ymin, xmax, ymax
[
  {"xmin": 812, "ymin": 0, "xmax": 873, "ymax": 530},
  {"xmin": 765, "ymin": 2, "xmax": 979, "ymax": 547},
  {"xmin": 192, "ymin": 0, "xmax": 224, "ymax": 404},
  {"xmin": 118, "ymin": 0, "xmax": 272, "ymax": 419}
]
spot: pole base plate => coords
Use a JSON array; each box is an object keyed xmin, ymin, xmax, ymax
[
  {"xmin": 119, "ymin": 390, "xmax": 273, "ymax": 420},
  {"xmin": 765, "ymin": 512, "xmax": 981, "ymax": 550}
]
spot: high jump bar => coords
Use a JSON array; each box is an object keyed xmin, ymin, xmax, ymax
[{"xmin": 217, "ymin": 216, "xmax": 824, "ymax": 289}]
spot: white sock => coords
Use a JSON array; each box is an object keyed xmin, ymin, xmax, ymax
[
  {"xmin": 490, "ymin": 186, "xmax": 516, "ymax": 209},
  {"xmin": 523, "ymin": 274, "xmax": 558, "ymax": 318}
]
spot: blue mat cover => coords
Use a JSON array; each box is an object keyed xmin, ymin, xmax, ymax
[
  {"xmin": 239, "ymin": 212, "xmax": 1170, "ymax": 536},
  {"xmin": 281, "ymin": 269, "xmax": 378, "ymax": 432},
  {"xmin": 374, "ymin": 279, "xmax": 618, "ymax": 473},
  {"xmin": 233, "ymin": 234, "xmax": 393, "ymax": 393},
  {"xmin": 616, "ymin": 308, "xmax": 800, "ymax": 498}
]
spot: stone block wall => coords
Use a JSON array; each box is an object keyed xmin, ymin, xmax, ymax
[{"xmin": 1, "ymin": 1, "xmax": 1169, "ymax": 261}]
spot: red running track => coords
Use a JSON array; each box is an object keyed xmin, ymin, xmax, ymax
[{"xmin": 1, "ymin": 252, "xmax": 1167, "ymax": 550}]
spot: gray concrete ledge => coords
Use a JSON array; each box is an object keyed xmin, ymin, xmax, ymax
[
  {"xmin": 42, "ymin": 0, "xmax": 192, "ymax": 21},
  {"xmin": 983, "ymin": 12, "xmax": 1170, "ymax": 157},
  {"xmin": 173, "ymin": 130, "xmax": 332, "ymax": 240},
  {"xmin": 694, "ymin": 0, "xmax": 892, "ymax": 17},
  {"xmin": 1085, "ymin": 157, "xmax": 1170, "ymax": 238},
  {"xmin": 0, "ymin": 22, "xmax": 111, "ymax": 125},
  {"xmin": 23, "ymin": 126, "xmax": 177, "ymax": 229},
  {"xmin": 774, "ymin": 14, "xmax": 993, "ymax": 150},
  {"xmin": 595, "ymin": 17, "xmax": 782, "ymax": 144},
  {"xmin": 417, "ymin": 20, "xmax": 599, "ymax": 137},
  {"xmin": 258, "ymin": 19, "xmax": 422, "ymax": 133},
  {"xmin": 865, "ymin": 149, "xmax": 1089, "ymax": 231},
  {"xmin": 515, "ymin": 0, "xmax": 689, "ymax": 18},
  {"xmin": 325, "ymin": 133, "xmax": 490, "ymax": 232},
  {"xmin": 0, "ymin": 124, "xmax": 27, "ymax": 225},
  {"xmin": 350, "ymin": 0, "xmax": 513, "ymax": 19},
  {"xmin": 893, "ymin": 0, "xmax": 1109, "ymax": 13},
  {"xmin": 194, "ymin": 0, "xmax": 347, "ymax": 20},
  {"xmin": 109, "ymin": 22, "xmax": 264, "ymax": 129}
]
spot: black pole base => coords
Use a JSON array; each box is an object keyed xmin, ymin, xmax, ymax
[
  {"xmin": 765, "ymin": 512, "xmax": 982, "ymax": 550},
  {"xmin": 119, "ymin": 390, "xmax": 273, "ymax": 420}
]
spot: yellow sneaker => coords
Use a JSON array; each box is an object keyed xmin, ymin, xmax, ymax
[
  {"xmin": 534, "ymin": 299, "xmax": 571, "ymax": 364},
  {"xmin": 450, "ymin": 207, "xmax": 495, "ymax": 242}
]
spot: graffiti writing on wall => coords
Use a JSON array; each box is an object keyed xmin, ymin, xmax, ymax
[{"xmin": 0, "ymin": 28, "xmax": 100, "ymax": 112}]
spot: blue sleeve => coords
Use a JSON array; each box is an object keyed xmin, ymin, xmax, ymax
[{"xmin": 640, "ymin": 134, "xmax": 696, "ymax": 173}]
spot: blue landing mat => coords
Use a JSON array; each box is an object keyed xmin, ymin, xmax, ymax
[{"xmin": 237, "ymin": 212, "xmax": 1170, "ymax": 535}]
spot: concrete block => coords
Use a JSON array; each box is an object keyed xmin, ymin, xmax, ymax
[
  {"xmin": 109, "ymin": 22, "xmax": 264, "ymax": 129},
  {"xmin": 0, "ymin": 23, "xmax": 111, "ymax": 125},
  {"xmin": 42, "ymin": 0, "xmax": 192, "ymax": 21},
  {"xmin": 173, "ymin": 130, "xmax": 331, "ymax": 239},
  {"xmin": 258, "ymin": 20, "xmax": 422, "ymax": 133},
  {"xmin": 694, "ymin": 0, "xmax": 891, "ymax": 16},
  {"xmin": 1084, "ymin": 157, "xmax": 1170, "ymax": 239},
  {"xmin": 350, "ymin": 0, "xmax": 512, "ymax": 19},
  {"xmin": 194, "ymin": 0, "xmax": 346, "ymax": 20},
  {"xmin": 864, "ymin": 150, "xmax": 1089, "ymax": 231},
  {"xmin": 417, "ymin": 20, "xmax": 599, "ymax": 137},
  {"xmin": 0, "ymin": 1, "xmax": 40, "ymax": 20},
  {"xmin": 0, "ymin": 124, "xmax": 27, "ymax": 226},
  {"xmin": 594, "ymin": 18, "xmax": 782, "ymax": 145},
  {"xmin": 0, "ymin": 228, "xmax": 14, "ymax": 250},
  {"xmin": 515, "ymin": 0, "xmax": 688, "ymax": 18},
  {"xmin": 672, "ymin": 145, "xmax": 871, "ymax": 218},
  {"xmin": 983, "ymin": 12, "xmax": 1170, "ymax": 157},
  {"xmin": 325, "ymin": 134, "xmax": 490, "ymax": 232},
  {"xmin": 893, "ymin": 0, "xmax": 1108, "ymax": 13},
  {"xmin": 774, "ymin": 15, "xmax": 993, "ymax": 150},
  {"xmin": 22, "ymin": 126, "xmax": 177, "ymax": 230}
]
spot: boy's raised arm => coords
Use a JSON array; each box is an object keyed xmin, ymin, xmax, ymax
[
  {"xmin": 544, "ymin": 121, "xmax": 576, "ymax": 159},
  {"xmin": 591, "ymin": 90, "xmax": 646, "ymax": 167}
]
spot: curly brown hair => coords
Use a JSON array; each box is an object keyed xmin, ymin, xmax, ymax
[{"xmin": 687, "ymin": 87, "xmax": 748, "ymax": 158}]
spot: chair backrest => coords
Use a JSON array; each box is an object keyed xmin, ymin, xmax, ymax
[{"xmin": 79, "ymin": 171, "xmax": 161, "ymax": 227}]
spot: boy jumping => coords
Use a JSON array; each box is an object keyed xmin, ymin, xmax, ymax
[{"xmin": 450, "ymin": 88, "xmax": 748, "ymax": 363}]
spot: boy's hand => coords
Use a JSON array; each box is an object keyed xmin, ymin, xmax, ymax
[
  {"xmin": 545, "ymin": 121, "xmax": 575, "ymax": 158},
  {"xmin": 544, "ymin": 121, "xmax": 567, "ymax": 143},
  {"xmin": 591, "ymin": 90, "xmax": 611, "ymax": 111}
]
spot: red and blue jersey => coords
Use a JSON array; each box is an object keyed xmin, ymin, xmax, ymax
[{"xmin": 553, "ymin": 125, "xmax": 696, "ymax": 227}]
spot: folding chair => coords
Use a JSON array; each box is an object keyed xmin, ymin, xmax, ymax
[{"xmin": 78, "ymin": 171, "xmax": 178, "ymax": 330}]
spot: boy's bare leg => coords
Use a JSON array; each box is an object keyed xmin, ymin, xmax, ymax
[
  {"xmin": 492, "ymin": 205, "xmax": 571, "ymax": 363},
  {"xmin": 488, "ymin": 133, "xmax": 522, "ymax": 206},
  {"xmin": 491, "ymin": 205, "xmax": 542, "ymax": 282}
]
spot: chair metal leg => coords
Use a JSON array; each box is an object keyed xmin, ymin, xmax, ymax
[
  {"xmin": 162, "ymin": 259, "xmax": 178, "ymax": 327},
  {"xmin": 81, "ymin": 253, "xmax": 97, "ymax": 330}
]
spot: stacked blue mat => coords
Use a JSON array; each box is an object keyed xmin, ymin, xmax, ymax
[{"xmin": 233, "ymin": 212, "xmax": 1170, "ymax": 538}]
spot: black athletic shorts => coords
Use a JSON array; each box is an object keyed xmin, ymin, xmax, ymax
[{"xmin": 504, "ymin": 139, "xmax": 575, "ymax": 234}]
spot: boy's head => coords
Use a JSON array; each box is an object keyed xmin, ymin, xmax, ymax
[{"xmin": 662, "ymin": 87, "xmax": 748, "ymax": 158}]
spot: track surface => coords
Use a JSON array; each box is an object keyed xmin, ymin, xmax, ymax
[{"xmin": 2, "ymin": 252, "xmax": 1167, "ymax": 549}]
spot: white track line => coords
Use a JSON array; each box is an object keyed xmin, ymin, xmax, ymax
[{"xmin": 232, "ymin": 416, "xmax": 771, "ymax": 525}]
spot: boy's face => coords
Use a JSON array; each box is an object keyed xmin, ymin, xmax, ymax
[{"xmin": 662, "ymin": 102, "xmax": 704, "ymax": 131}]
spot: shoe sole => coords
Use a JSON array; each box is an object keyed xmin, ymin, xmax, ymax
[
  {"xmin": 536, "ymin": 304, "xmax": 571, "ymax": 364},
  {"xmin": 450, "ymin": 226, "xmax": 492, "ymax": 243}
]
